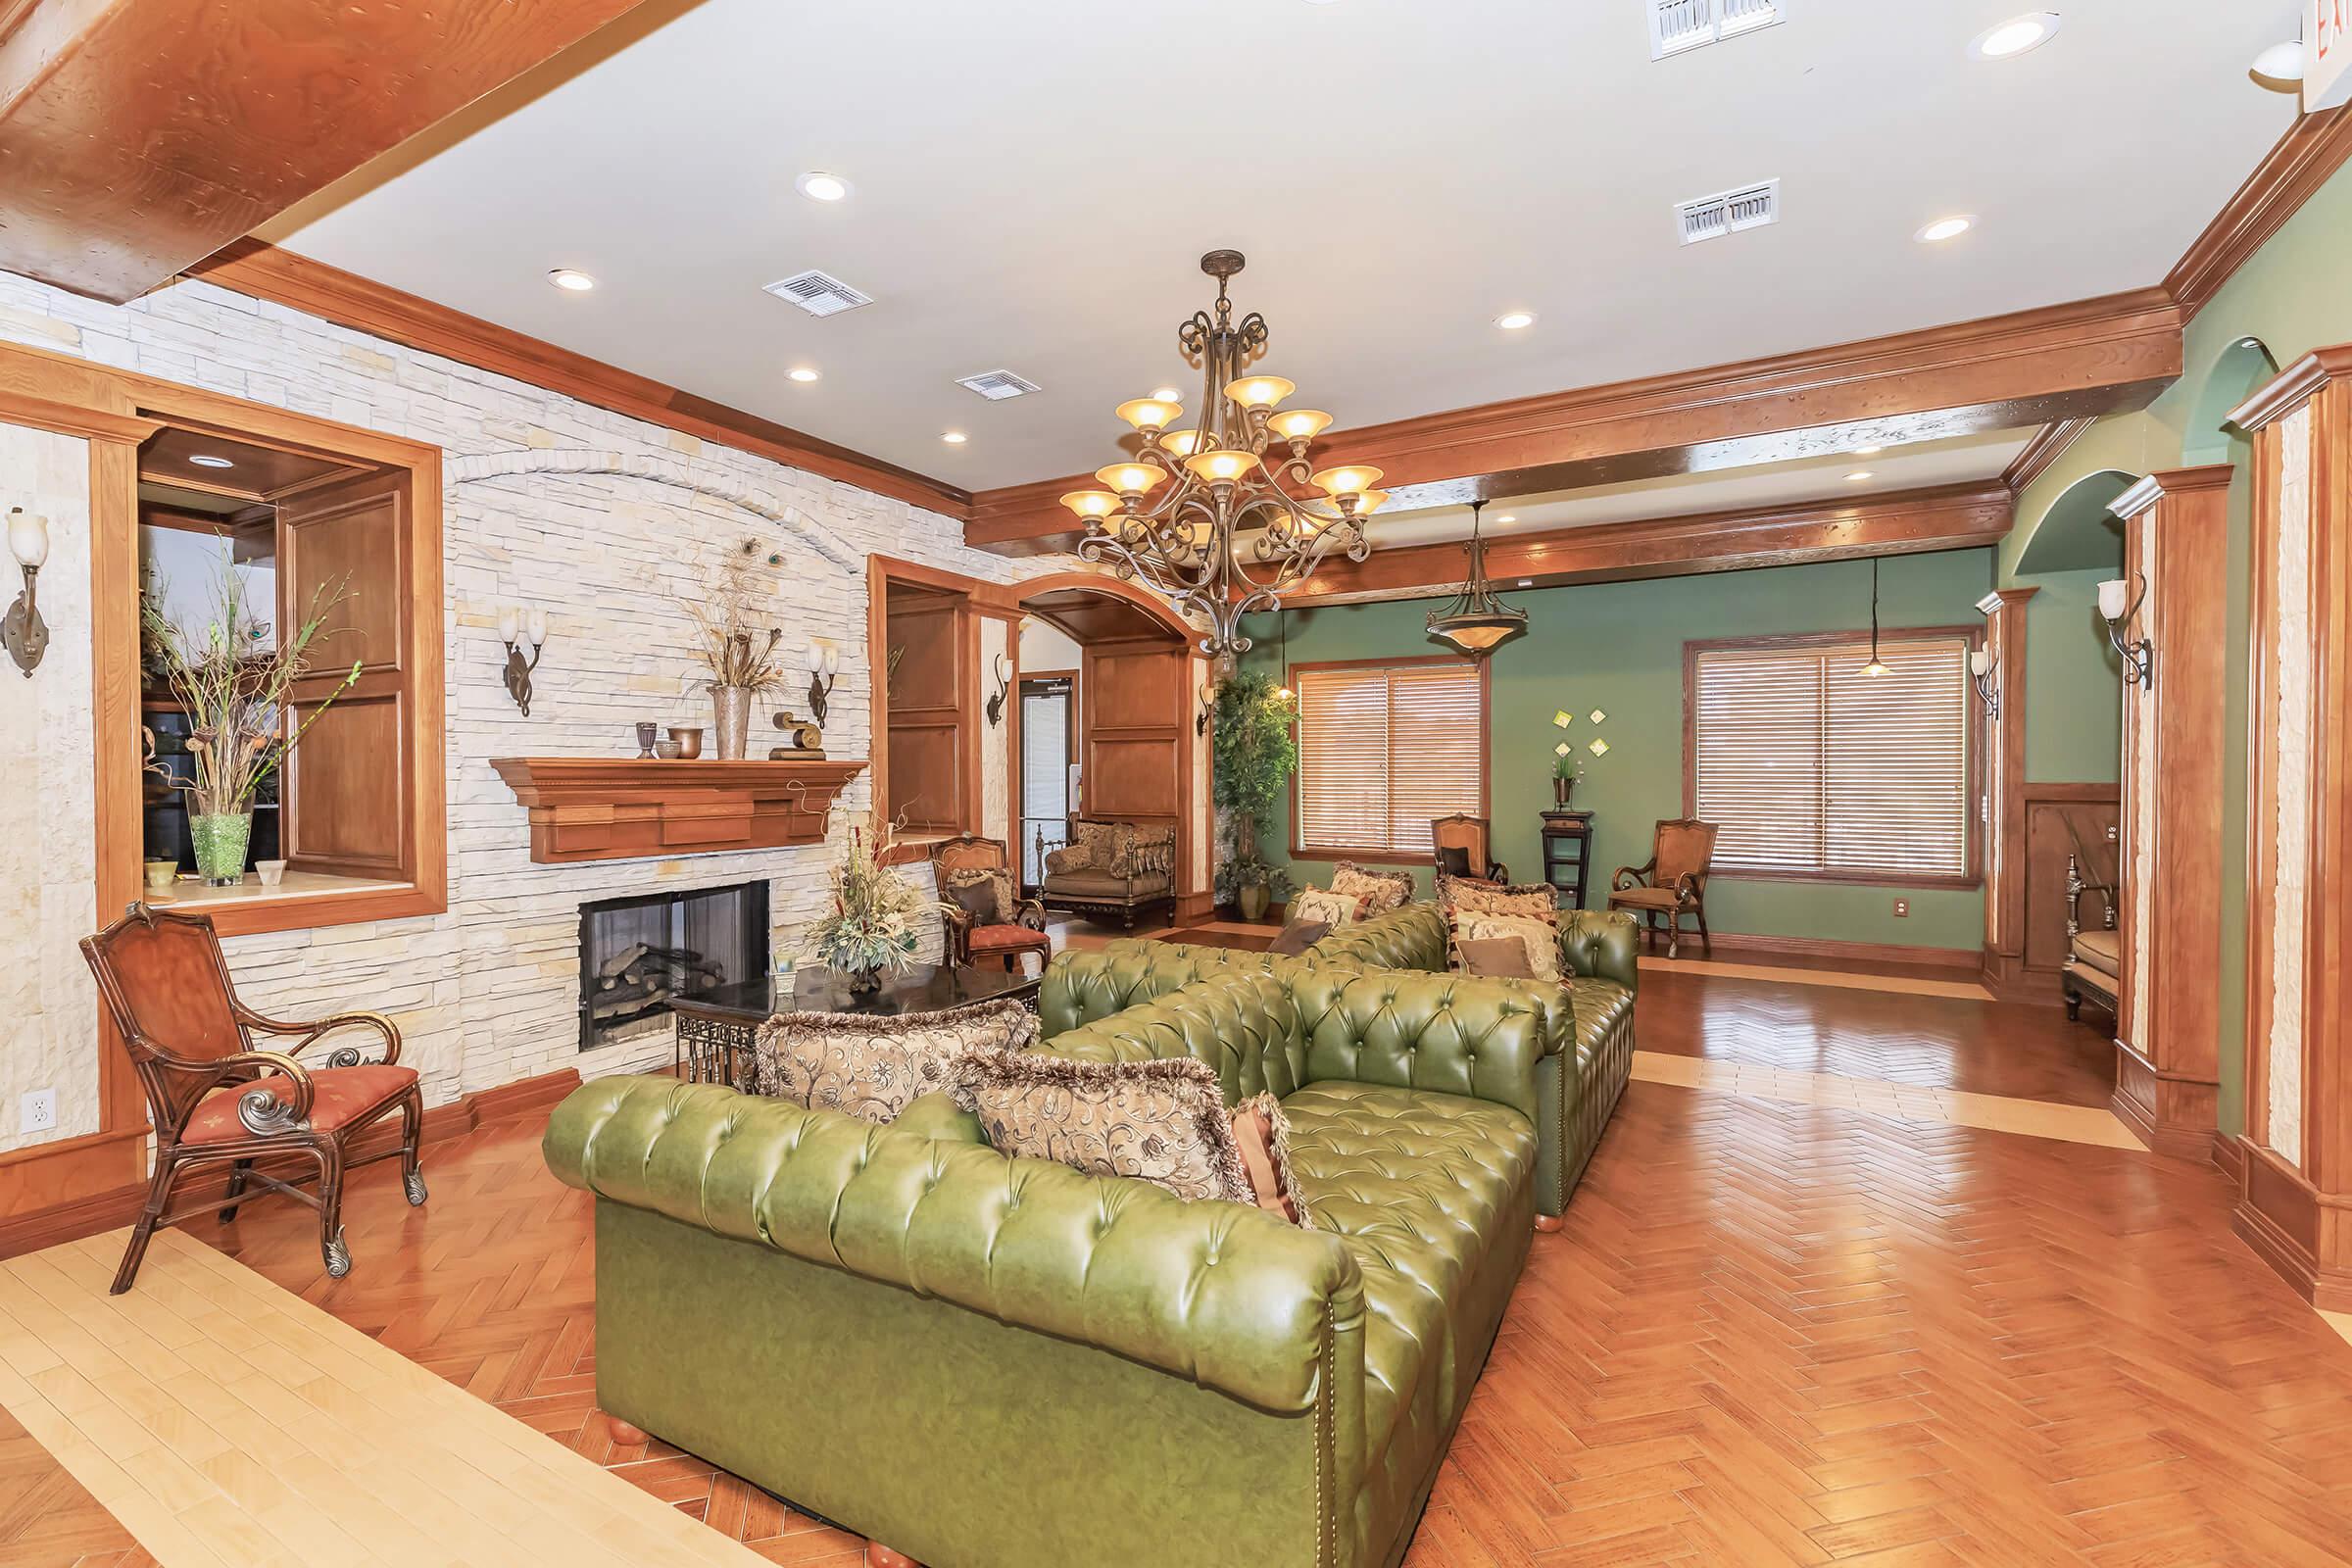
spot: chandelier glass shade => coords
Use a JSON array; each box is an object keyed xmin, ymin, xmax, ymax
[
  {"xmin": 1426, "ymin": 501, "xmax": 1528, "ymax": 656},
  {"xmin": 1062, "ymin": 250, "xmax": 1375, "ymax": 675}
]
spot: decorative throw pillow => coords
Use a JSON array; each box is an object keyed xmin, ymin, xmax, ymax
[
  {"xmin": 1332, "ymin": 862, "xmax": 1414, "ymax": 916},
  {"xmin": 754, "ymin": 999, "xmax": 1037, "ymax": 1124},
  {"xmin": 1229, "ymin": 1093, "xmax": 1312, "ymax": 1228},
  {"xmin": 1072, "ymin": 820, "xmax": 1139, "ymax": 878},
  {"xmin": 954, "ymin": 1052, "xmax": 1254, "ymax": 1206},
  {"xmin": 1457, "ymin": 912, "xmax": 1561, "ymax": 982},
  {"xmin": 1267, "ymin": 919, "xmax": 1329, "ymax": 956},
  {"xmin": 1436, "ymin": 845, "xmax": 1474, "ymax": 877},
  {"xmin": 1441, "ymin": 875, "xmax": 1558, "ymax": 919},
  {"xmin": 1456, "ymin": 936, "xmax": 1537, "ymax": 979},
  {"xmin": 1291, "ymin": 886, "xmax": 1364, "ymax": 929},
  {"xmin": 942, "ymin": 867, "xmax": 1007, "ymax": 924}
]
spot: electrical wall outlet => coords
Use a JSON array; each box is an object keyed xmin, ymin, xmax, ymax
[
  {"xmin": 1892, "ymin": 899, "xmax": 1910, "ymax": 918},
  {"xmin": 20, "ymin": 1088, "xmax": 57, "ymax": 1134}
]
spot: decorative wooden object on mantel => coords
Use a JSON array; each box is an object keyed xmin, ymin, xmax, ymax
[{"xmin": 490, "ymin": 758, "xmax": 865, "ymax": 865}]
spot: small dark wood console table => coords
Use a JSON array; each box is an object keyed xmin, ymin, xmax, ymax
[
  {"xmin": 669, "ymin": 963, "xmax": 1044, "ymax": 1089},
  {"xmin": 1541, "ymin": 809, "xmax": 1595, "ymax": 909}
]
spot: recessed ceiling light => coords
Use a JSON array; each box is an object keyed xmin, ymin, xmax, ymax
[
  {"xmin": 941, "ymin": 430, "xmax": 968, "ymax": 445},
  {"xmin": 1152, "ymin": 387, "xmax": 1183, "ymax": 403},
  {"xmin": 796, "ymin": 171, "xmax": 852, "ymax": 203},
  {"xmin": 1517, "ymin": 579, "xmax": 1535, "ymax": 588},
  {"xmin": 1969, "ymin": 13, "xmax": 2060, "ymax": 61},
  {"xmin": 1495, "ymin": 514, "xmax": 1517, "ymax": 524},
  {"xmin": 1846, "ymin": 470, "xmax": 1875, "ymax": 482},
  {"xmin": 1852, "ymin": 445, "xmax": 1884, "ymax": 456},
  {"xmin": 787, "ymin": 367, "xmax": 820, "ymax": 383},
  {"xmin": 1494, "ymin": 311, "xmax": 1537, "ymax": 331},
  {"xmin": 1915, "ymin": 216, "xmax": 1975, "ymax": 243},
  {"xmin": 187, "ymin": 454, "xmax": 235, "ymax": 469},
  {"xmin": 2252, "ymin": 39, "xmax": 2306, "ymax": 84},
  {"xmin": 547, "ymin": 269, "xmax": 597, "ymax": 292}
]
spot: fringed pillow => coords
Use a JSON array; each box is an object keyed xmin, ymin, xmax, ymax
[
  {"xmin": 1332, "ymin": 862, "xmax": 1415, "ymax": 916},
  {"xmin": 1291, "ymin": 885, "xmax": 1365, "ymax": 930},
  {"xmin": 1439, "ymin": 875, "xmax": 1558, "ymax": 919},
  {"xmin": 754, "ymin": 999, "xmax": 1037, "ymax": 1125},
  {"xmin": 1457, "ymin": 912, "xmax": 1562, "ymax": 982},
  {"xmin": 1229, "ymin": 1092, "xmax": 1312, "ymax": 1228},
  {"xmin": 954, "ymin": 1052, "xmax": 1255, "ymax": 1207}
]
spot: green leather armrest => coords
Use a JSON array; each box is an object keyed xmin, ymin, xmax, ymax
[
  {"xmin": 1560, "ymin": 909, "xmax": 1641, "ymax": 993},
  {"xmin": 1041, "ymin": 970, "xmax": 1306, "ymax": 1103},
  {"xmin": 546, "ymin": 1076, "xmax": 1365, "ymax": 1413},
  {"xmin": 1312, "ymin": 903, "xmax": 1448, "ymax": 972},
  {"xmin": 1039, "ymin": 943, "xmax": 1229, "ymax": 1036},
  {"xmin": 1289, "ymin": 970, "xmax": 1546, "ymax": 1126},
  {"xmin": 892, "ymin": 1092, "xmax": 986, "ymax": 1144}
]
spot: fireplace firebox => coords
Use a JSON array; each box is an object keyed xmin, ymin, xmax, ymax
[{"xmin": 578, "ymin": 880, "xmax": 769, "ymax": 1052}]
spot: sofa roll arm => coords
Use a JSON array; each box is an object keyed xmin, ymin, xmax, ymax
[
  {"xmin": 545, "ymin": 1076, "xmax": 1364, "ymax": 1413},
  {"xmin": 1560, "ymin": 909, "xmax": 1641, "ymax": 993}
]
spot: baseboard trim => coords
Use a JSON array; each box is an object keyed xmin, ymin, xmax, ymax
[
  {"xmin": 2230, "ymin": 1142, "xmax": 2352, "ymax": 1313},
  {"xmin": 0, "ymin": 1066, "xmax": 583, "ymax": 1261},
  {"xmin": 2211, "ymin": 1128, "xmax": 2248, "ymax": 1184},
  {"xmin": 1680, "ymin": 932, "xmax": 1984, "ymax": 974}
]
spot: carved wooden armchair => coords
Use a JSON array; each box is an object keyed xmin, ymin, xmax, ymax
[
  {"xmin": 1430, "ymin": 813, "xmax": 1507, "ymax": 884},
  {"xmin": 930, "ymin": 835, "xmax": 1052, "ymax": 972},
  {"xmin": 1037, "ymin": 817, "xmax": 1177, "ymax": 931},
  {"xmin": 79, "ymin": 903, "xmax": 426, "ymax": 1294},
  {"xmin": 1607, "ymin": 818, "xmax": 1720, "ymax": 959}
]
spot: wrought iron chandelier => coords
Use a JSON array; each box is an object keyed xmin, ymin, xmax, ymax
[
  {"xmin": 1426, "ymin": 500, "xmax": 1527, "ymax": 656},
  {"xmin": 1060, "ymin": 250, "xmax": 1378, "ymax": 677}
]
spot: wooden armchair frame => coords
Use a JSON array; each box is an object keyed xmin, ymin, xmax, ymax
[
  {"xmin": 1607, "ymin": 817, "xmax": 1719, "ymax": 960},
  {"xmin": 930, "ymin": 834, "xmax": 1051, "ymax": 971},
  {"xmin": 1430, "ymin": 812, "xmax": 1507, "ymax": 884},
  {"xmin": 1036, "ymin": 817, "xmax": 1178, "ymax": 931},
  {"xmin": 79, "ymin": 902, "xmax": 426, "ymax": 1294}
]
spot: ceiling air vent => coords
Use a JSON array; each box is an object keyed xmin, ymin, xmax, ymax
[
  {"xmin": 1676, "ymin": 179, "xmax": 1780, "ymax": 245},
  {"xmin": 956, "ymin": 369, "xmax": 1043, "ymax": 401},
  {"xmin": 761, "ymin": 270, "xmax": 873, "ymax": 318},
  {"xmin": 1649, "ymin": 0, "xmax": 1784, "ymax": 60}
]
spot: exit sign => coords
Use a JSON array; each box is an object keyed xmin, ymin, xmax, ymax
[{"xmin": 2316, "ymin": 0, "xmax": 2352, "ymax": 113}]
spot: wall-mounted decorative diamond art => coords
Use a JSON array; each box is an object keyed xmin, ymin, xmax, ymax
[
  {"xmin": 1589, "ymin": 737, "xmax": 1611, "ymax": 756},
  {"xmin": 1554, "ymin": 741, "xmax": 1572, "ymax": 758},
  {"xmin": 1552, "ymin": 710, "xmax": 1573, "ymax": 728},
  {"xmin": 1590, "ymin": 709, "xmax": 1607, "ymax": 724}
]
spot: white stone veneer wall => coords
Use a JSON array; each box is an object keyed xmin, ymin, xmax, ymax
[
  {"xmin": 2267, "ymin": 407, "xmax": 2312, "ymax": 1167},
  {"xmin": 0, "ymin": 267, "xmax": 1085, "ymax": 1123}
]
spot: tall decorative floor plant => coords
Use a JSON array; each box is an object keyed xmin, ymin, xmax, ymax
[
  {"xmin": 1210, "ymin": 670, "xmax": 1298, "ymax": 921},
  {"xmin": 142, "ymin": 566, "xmax": 359, "ymax": 886}
]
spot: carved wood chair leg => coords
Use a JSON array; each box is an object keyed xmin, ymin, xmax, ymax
[
  {"xmin": 314, "ymin": 1146, "xmax": 351, "ymax": 1280},
  {"xmin": 112, "ymin": 1152, "xmax": 180, "ymax": 1295},
  {"xmin": 218, "ymin": 1157, "xmax": 256, "ymax": 1224},
  {"xmin": 1666, "ymin": 915, "xmax": 1681, "ymax": 961},
  {"xmin": 400, "ymin": 1088, "xmax": 428, "ymax": 1205},
  {"xmin": 1695, "ymin": 905, "xmax": 1711, "ymax": 955}
]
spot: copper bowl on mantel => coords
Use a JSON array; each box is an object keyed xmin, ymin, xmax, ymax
[{"xmin": 668, "ymin": 725, "xmax": 705, "ymax": 760}]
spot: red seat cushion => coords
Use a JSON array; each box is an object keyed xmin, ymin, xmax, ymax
[
  {"xmin": 967, "ymin": 923, "xmax": 1050, "ymax": 952},
  {"xmin": 182, "ymin": 1063, "xmax": 418, "ymax": 1144}
]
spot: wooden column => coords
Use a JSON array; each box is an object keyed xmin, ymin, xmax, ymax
[
  {"xmin": 2108, "ymin": 466, "xmax": 2232, "ymax": 1161},
  {"xmin": 2231, "ymin": 347, "xmax": 2352, "ymax": 1310},
  {"xmin": 1976, "ymin": 587, "xmax": 2036, "ymax": 998}
]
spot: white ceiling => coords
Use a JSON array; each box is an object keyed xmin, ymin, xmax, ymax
[{"xmin": 275, "ymin": 0, "xmax": 2299, "ymax": 494}]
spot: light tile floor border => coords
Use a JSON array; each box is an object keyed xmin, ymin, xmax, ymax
[
  {"xmin": 1631, "ymin": 1049, "xmax": 2144, "ymax": 1150},
  {"xmin": 1638, "ymin": 954, "xmax": 1996, "ymax": 1001},
  {"xmin": 0, "ymin": 1229, "xmax": 768, "ymax": 1568}
]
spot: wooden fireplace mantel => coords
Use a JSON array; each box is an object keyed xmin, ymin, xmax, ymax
[{"xmin": 490, "ymin": 757, "xmax": 866, "ymax": 865}]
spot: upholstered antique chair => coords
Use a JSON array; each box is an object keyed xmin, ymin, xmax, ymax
[
  {"xmin": 1607, "ymin": 818, "xmax": 1720, "ymax": 959},
  {"xmin": 79, "ymin": 903, "xmax": 425, "ymax": 1294},
  {"xmin": 1431, "ymin": 812, "xmax": 1507, "ymax": 884},
  {"xmin": 1036, "ymin": 817, "xmax": 1177, "ymax": 930},
  {"xmin": 930, "ymin": 835, "xmax": 1052, "ymax": 972},
  {"xmin": 2062, "ymin": 831, "xmax": 2120, "ymax": 1022}
]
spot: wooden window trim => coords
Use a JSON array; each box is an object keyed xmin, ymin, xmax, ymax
[
  {"xmin": 1289, "ymin": 654, "xmax": 1490, "ymax": 866},
  {"xmin": 1681, "ymin": 625, "xmax": 1984, "ymax": 891}
]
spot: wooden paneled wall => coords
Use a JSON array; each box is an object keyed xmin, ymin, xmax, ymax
[{"xmin": 1080, "ymin": 638, "xmax": 1190, "ymax": 853}]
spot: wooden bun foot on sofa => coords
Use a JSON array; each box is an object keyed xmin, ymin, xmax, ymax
[
  {"xmin": 865, "ymin": 1544, "xmax": 920, "ymax": 1568},
  {"xmin": 606, "ymin": 1415, "xmax": 650, "ymax": 1446},
  {"xmin": 1534, "ymin": 1215, "xmax": 1564, "ymax": 1233}
]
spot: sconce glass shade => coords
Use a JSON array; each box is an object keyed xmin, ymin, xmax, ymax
[
  {"xmin": 2096, "ymin": 578, "xmax": 2130, "ymax": 620},
  {"xmin": 1968, "ymin": 650, "xmax": 1990, "ymax": 676},
  {"xmin": 524, "ymin": 610, "xmax": 549, "ymax": 647},
  {"xmin": 823, "ymin": 645, "xmax": 841, "ymax": 675},
  {"xmin": 6, "ymin": 509, "xmax": 48, "ymax": 569},
  {"xmin": 497, "ymin": 609, "xmax": 520, "ymax": 645}
]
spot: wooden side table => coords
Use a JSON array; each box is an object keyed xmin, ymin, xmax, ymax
[{"xmin": 1541, "ymin": 809, "xmax": 1595, "ymax": 909}]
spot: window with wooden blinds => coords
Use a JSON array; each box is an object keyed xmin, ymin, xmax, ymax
[
  {"xmin": 1293, "ymin": 659, "xmax": 1486, "ymax": 860},
  {"xmin": 1686, "ymin": 631, "xmax": 1977, "ymax": 883}
]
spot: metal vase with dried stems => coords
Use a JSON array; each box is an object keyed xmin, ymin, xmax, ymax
[
  {"xmin": 681, "ymin": 538, "xmax": 794, "ymax": 760},
  {"xmin": 142, "ymin": 565, "xmax": 361, "ymax": 886}
]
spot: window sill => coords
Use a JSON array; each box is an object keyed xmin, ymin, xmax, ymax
[
  {"xmin": 1292, "ymin": 848, "xmax": 1430, "ymax": 869},
  {"xmin": 144, "ymin": 870, "xmax": 445, "ymax": 937},
  {"xmin": 1705, "ymin": 868, "xmax": 1984, "ymax": 892}
]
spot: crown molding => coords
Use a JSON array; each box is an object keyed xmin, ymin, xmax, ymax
[
  {"xmin": 184, "ymin": 239, "xmax": 972, "ymax": 518},
  {"xmin": 2166, "ymin": 104, "xmax": 2352, "ymax": 322},
  {"xmin": 2002, "ymin": 417, "xmax": 2097, "ymax": 493},
  {"xmin": 2230, "ymin": 344, "xmax": 2352, "ymax": 432}
]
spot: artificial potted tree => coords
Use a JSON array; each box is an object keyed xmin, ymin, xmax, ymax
[{"xmin": 1210, "ymin": 670, "xmax": 1298, "ymax": 922}]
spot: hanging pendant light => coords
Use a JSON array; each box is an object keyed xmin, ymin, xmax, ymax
[
  {"xmin": 1427, "ymin": 501, "xmax": 1529, "ymax": 656},
  {"xmin": 1861, "ymin": 557, "xmax": 1891, "ymax": 677}
]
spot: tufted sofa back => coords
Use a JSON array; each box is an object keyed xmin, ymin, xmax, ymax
[
  {"xmin": 1037, "ymin": 940, "xmax": 1283, "ymax": 1037},
  {"xmin": 1311, "ymin": 902, "xmax": 1450, "ymax": 971},
  {"xmin": 1035, "ymin": 969, "xmax": 1308, "ymax": 1102},
  {"xmin": 1289, "ymin": 968, "xmax": 1550, "ymax": 1126}
]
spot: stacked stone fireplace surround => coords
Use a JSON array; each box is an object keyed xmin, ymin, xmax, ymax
[{"xmin": 0, "ymin": 266, "xmax": 1086, "ymax": 1153}]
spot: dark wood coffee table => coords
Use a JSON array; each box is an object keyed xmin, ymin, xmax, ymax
[{"xmin": 669, "ymin": 962, "xmax": 1043, "ymax": 1089}]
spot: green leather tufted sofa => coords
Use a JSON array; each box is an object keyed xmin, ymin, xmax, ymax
[
  {"xmin": 546, "ymin": 961, "xmax": 1553, "ymax": 1568},
  {"xmin": 1037, "ymin": 902, "xmax": 1641, "ymax": 1216}
]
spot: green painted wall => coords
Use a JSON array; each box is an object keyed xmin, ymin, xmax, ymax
[
  {"xmin": 2021, "ymin": 567, "xmax": 2122, "ymax": 783},
  {"xmin": 1243, "ymin": 549, "xmax": 2001, "ymax": 953},
  {"xmin": 2001, "ymin": 154, "xmax": 2352, "ymax": 1136}
]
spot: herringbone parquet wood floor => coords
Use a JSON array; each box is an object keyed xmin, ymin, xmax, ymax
[{"xmin": 11, "ymin": 974, "xmax": 2352, "ymax": 1566}]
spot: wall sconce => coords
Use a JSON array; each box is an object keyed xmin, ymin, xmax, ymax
[
  {"xmin": 806, "ymin": 639, "xmax": 841, "ymax": 725},
  {"xmin": 985, "ymin": 653, "xmax": 1010, "ymax": 728},
  {"xmin": 4, "ymin": 507, "xmax": 49, "ymax": 677},
  {"xmin": 497, "ymin": 607, "xmax": 549, "ymax": 715},
  {"xmin": 2096, "ymin": 575, "xmax": 2154, "ymax": 689},
  {"xmin": 1968, "ymin": 648, "xmax": 2000, "ymax": 718}
]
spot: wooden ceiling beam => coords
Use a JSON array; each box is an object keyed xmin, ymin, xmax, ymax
[
  {"xmin": 1278, "ymin": 483, "xmax": 2014, "ymax": 607},
  {"xmin": 968, "ymin": 289, "xmax": 2180, "ymax": 557},
  {"xmin": 0, "ymin": 0, "xmax": 656, "ymax": 303}
]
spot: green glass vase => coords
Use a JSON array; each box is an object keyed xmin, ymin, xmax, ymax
[{"xmin": 189, "ymin": 812, "xmax": 253, "ymax": 887}]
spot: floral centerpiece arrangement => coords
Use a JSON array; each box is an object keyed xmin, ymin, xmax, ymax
[
  {"xmin": 680, "ymin": 538, "xmax": 796, "ymax": 760},
  {"xmin": 141, "ymin": 564, "xmax": 360, "ymax": 886},
  {"xmin": 805, "ymin": 812, "xmax": 949, "ymax": 989}
]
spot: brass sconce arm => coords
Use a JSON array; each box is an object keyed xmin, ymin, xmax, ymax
[
  {"xmin": 4, "ymin": 506, "xmax": 50, "ymax": 677},
  {"xmin": 2097, "ymin": 575, "xmax": 2154, "ymax": 690},
  {"xmin": 498, "ymin": 608, "xmax": 549, "ymax": 715}
]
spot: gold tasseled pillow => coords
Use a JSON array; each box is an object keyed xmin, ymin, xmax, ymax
[
  {"xmin": 953, "ymin": 1051, "xmax": 1255, "ymax": 1207},
  {"xmin": 1332, "ymin": 862, "xmax": 1415, "ymax": 916},
  {"xmin": 754, "ymin": 999, "xmax": 1038, "ymax": 1124}
]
